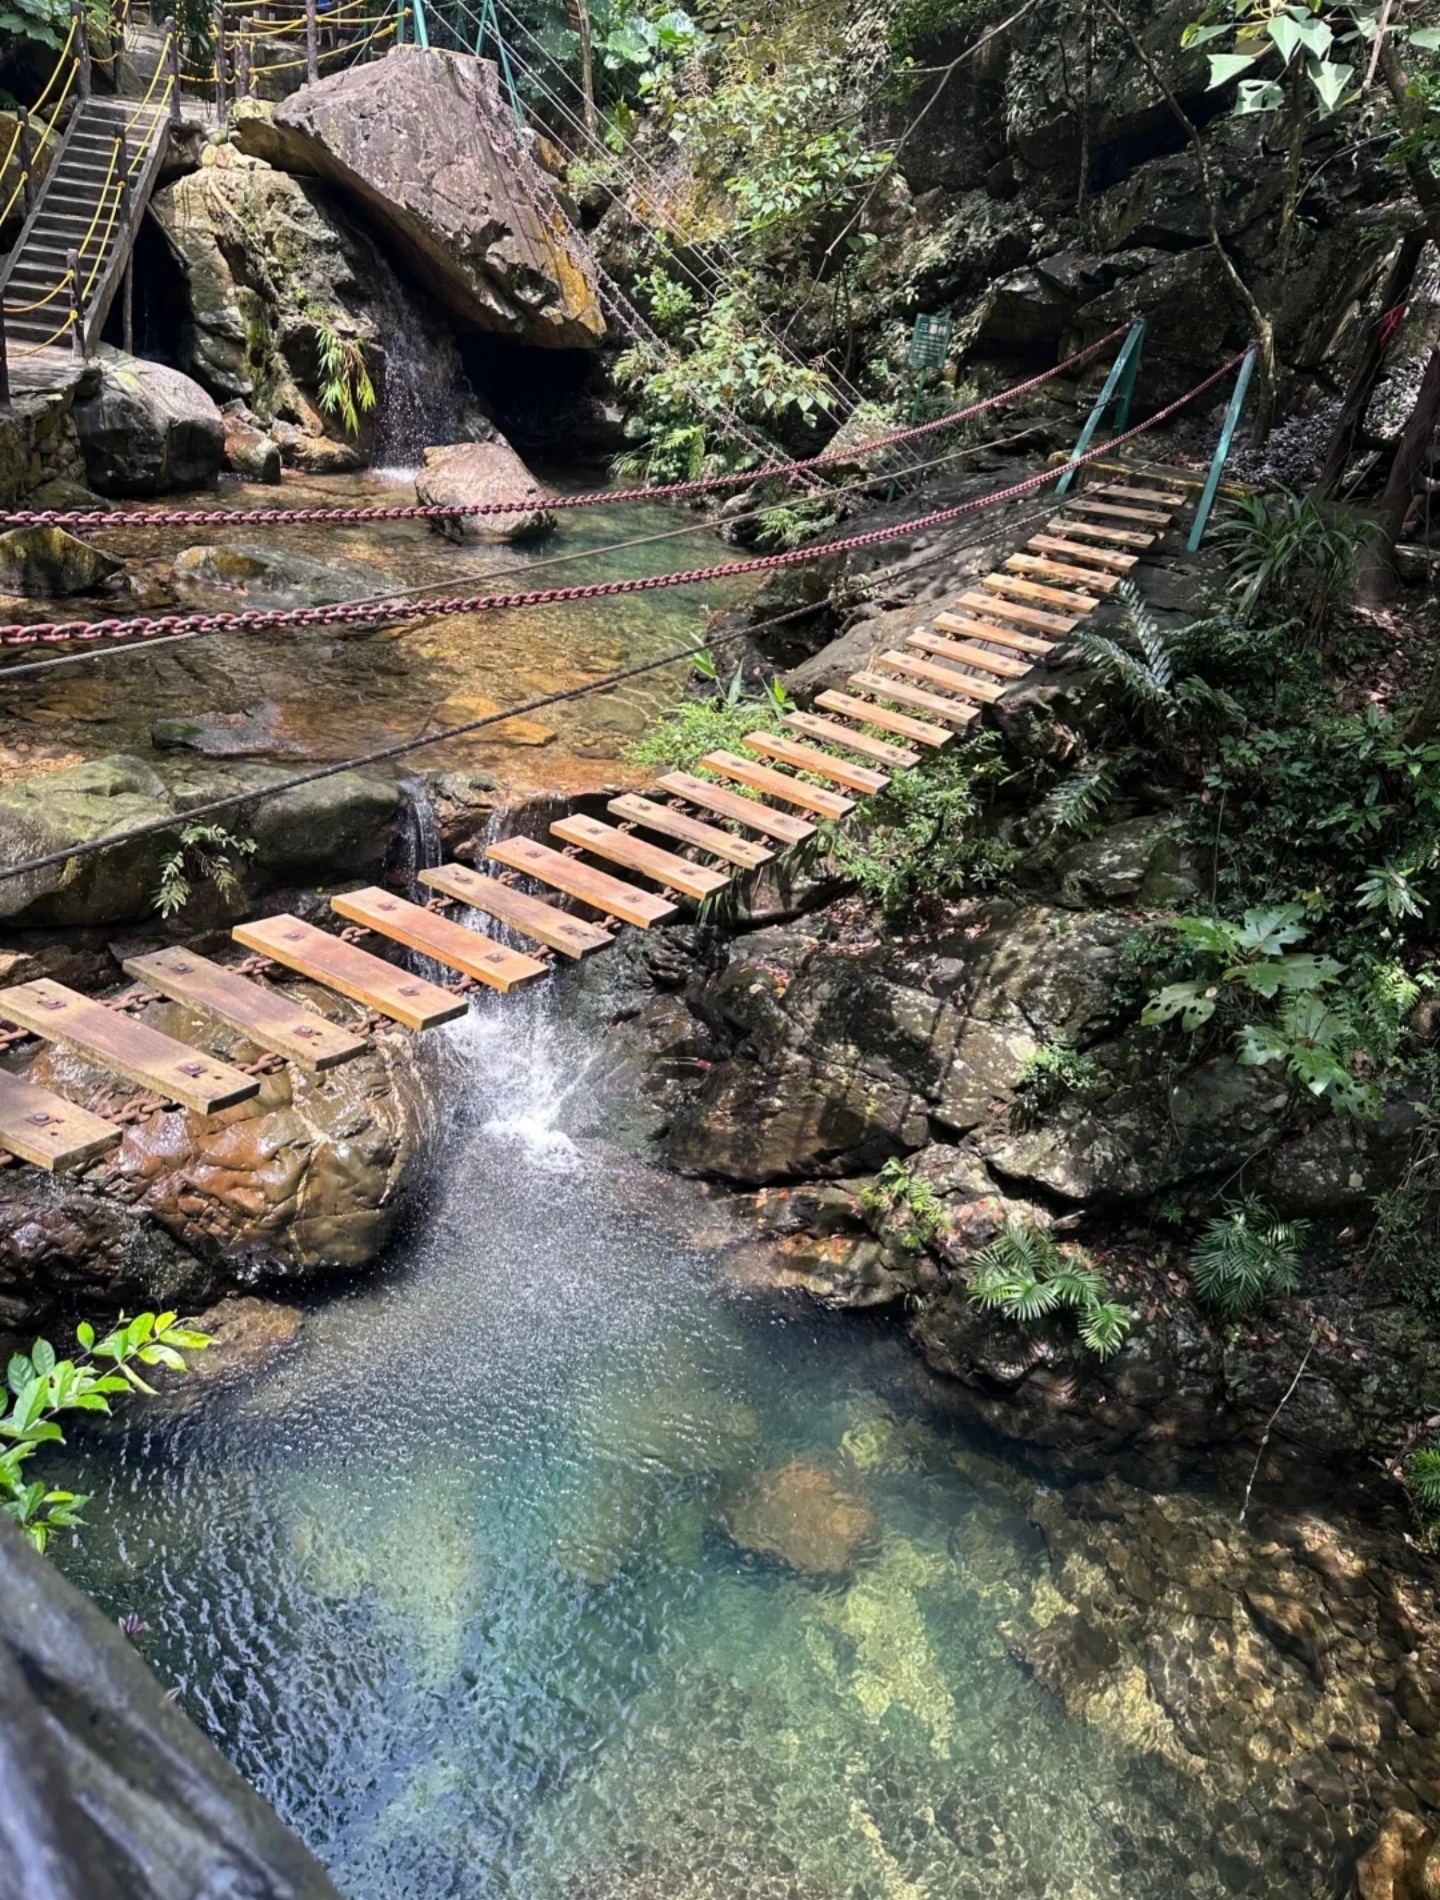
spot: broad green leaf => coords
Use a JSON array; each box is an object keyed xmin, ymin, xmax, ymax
[
  {"xmin": 7, "ymin": 1355, "xmax": 30, "ymax": 1397},
  {"xmin": 29, "ymin": 1339, "xmax": 54, "ymax": 1379},
  {"xmin": 1235, "ymin": 78, "xmax": 1287, "ymax": 111},
  {"xmin": 1142, "ymin": 983, "xmax": 1218, "ymax": 1032},
  {"xmin": 1236, "ymin": 904, "xmax": 1309, "ymax": 955},
  {"xmin": 75, "ymin": 1320, "xmax": 94, "ymax": 1351},
  {"xmin": 1307, "ymin": 57, "xmax": 1353, "ymax": 114},
  {"xmin": 11, "ymin": 1375, "xmax": 49, "ymax": 1435},
  {"xmin": 1406, "ymin": 26, "xmax": 1440, "ymax": 49},
  {"xmin": 1182, "ymin": 22, "xmax": 1231, "ymax": 46},
  {"xmin": 1207, "ymin": 51, "xmax": 1260, "ymax": 88}
]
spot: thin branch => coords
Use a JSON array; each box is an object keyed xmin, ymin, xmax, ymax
[
  {"xmin": 1365, "ymin": 0, "xmax": 1395, "ymax": 89},
  {"xmin": 1238, "ymin": 1331, "xmax": 1317, "ymax": 1524}
]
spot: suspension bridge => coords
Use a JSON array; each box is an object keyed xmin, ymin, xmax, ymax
[{"xmin": 0, "ymin": 5, "xmax": 1261, "ymax": 1175}]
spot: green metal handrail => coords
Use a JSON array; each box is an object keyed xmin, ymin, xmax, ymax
[
  {"xmin": 1189, "ymin": 345, "xmax": 1257, "ymax": 551},
  {"xmin": 1056, "ymin": 319, "xmax": 1146, "ymax": 496}
]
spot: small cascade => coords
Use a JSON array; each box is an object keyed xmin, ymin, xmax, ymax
[
  {"xmin": 367, "ymin": 266, "xmax": 489, "ymax": 475},
  {"xmin": 395, "ymin": 775, "xmax": 445, "ymax": 901}
]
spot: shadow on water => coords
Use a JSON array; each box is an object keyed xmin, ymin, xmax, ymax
[{"xmin": 58, "ymin": 981, "xmax": 1307, "ymax": 1900}]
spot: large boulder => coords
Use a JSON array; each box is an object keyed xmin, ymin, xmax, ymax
[
  {"xmin": 0, "ymin": 1517, "xmax": 346, "ymax": 1900},
  {"xmin": 151, "ymin": 162, "xmax": 492, "ymax": 466},
  {"xmin": 0, "ymin": 754, "xmax": 403, "ymax": 928},
  {"xmin": 0, "ymin": 525, "xmax": 121, "ymax": 597},
  {"xmin": 231, "ymin": 50, "xmax": 606, "ymax": 350},
  {"xmin": 415, "ymin": 440, "xmax": 556, "ymax": 543},
  {"xmin": 71, "ymin": 350, "xmax": 225, "ymax": 497}
]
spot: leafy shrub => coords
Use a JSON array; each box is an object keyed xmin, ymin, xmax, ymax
[
  {"xmin": 860, "ymin": 1156, "xmax": 948, "ymax": 1249},
  {"xmin": 1016, "ymin": 1039, "xmax": 1101, "ymax": 1096},
  {"xmin": 1406, "ymin": 1442, "xmax": 1440, "ymax": 1529},
  {"xmin": 1140, "ymin": 902, "xmax": 1380, "ymax": 1116},
  {"xmin": 627, "ymin": 656, "xmax": 793, "ymax": 774},
  {"xmin": 315, "ymin": 321, "xmax": 376, "ymax": 437},
  {"xmin": 3, "ymin": 1313, "xmax": 210, "ymax": 1552},
  {"xmin": 1189, "ymin": 1199, "xmax": 1306, "ymax": 1321},
  {"xmin": 968, "ymin": 1218, "xmax": 1132, "ymax": 1360},
  {"xmin": 1212, "ymin": 492, "xmax": 1363, "ymax": 642},
  {"xmin": 825, "ymin": 737, "xmax": 1013, "ymax": 915}
]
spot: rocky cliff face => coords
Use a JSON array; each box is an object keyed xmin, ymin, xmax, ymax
[{"xmin": 232, "ymin": 49, "xmax": 606, "ymax": 351}]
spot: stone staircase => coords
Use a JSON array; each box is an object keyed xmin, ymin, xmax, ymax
[{"xmin": 0, "ymin": 92, "xmax": 171, "ymax": 353}]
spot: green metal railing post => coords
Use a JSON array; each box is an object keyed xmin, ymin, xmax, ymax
[
  {"xmin": 1056, "ymin": 319, "xmax": 1146, "ymax": 496},
  {"xmin": 412, "ymin": 0, "xmax": 430, "ymax": 48},
  {"xmin": 474, "ymin": 0, "xmax": 523, "ymax": 123},
  {"xmin": 1188, "ymin": 345, "xmax": 1257, "ymax": 552}
]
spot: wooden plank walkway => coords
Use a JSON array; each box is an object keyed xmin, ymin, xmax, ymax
[
  {"xmin": 487, "ymin": 836, "xmax": 679, "ymax": 928},
  {"xmin": 0, "ymin": 461, "xmax": 1193, "ymax": 1173},
  {"xmin": 0, "ymin": 1070, "xmax": 121, "ymax": 1173},
  {"xmin": 124, "ymin": 948, "xmax": 370, "ymax": 1072},
  {"xmin": 232, "ymin": 917, "xmax": 469, "ymax": 1030},
  {"xmin": 418, "ymin": 863, "xmax": 615, "ymax": 958},
  {"xmin": 329, "ymin": 888, "xmax": 551, "ymax": 992},
  {"xmin": 0, "ymin": 980, "xmax": 259, "ymax": 1114}
]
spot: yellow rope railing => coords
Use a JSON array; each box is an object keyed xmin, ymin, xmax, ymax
[
  {"xmin": 0, "ymin": 28, "xmax": 81, "ymax": 231},
  {"xmin": 6, "ymin": 268, "xmax": 75, "ymax": 314},
  {"xmin": 13, "ymin": 308, "xmax": 78, "ymax": 357},
  {"xmin": 121, "ymin": 33, "xmax": 174, "ymax": 136},
  {"xmin": 246, "ymin": 15, "xmax": 402, "ymax": 69}
]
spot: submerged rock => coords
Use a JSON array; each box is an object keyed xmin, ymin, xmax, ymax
[
  {"xmin": 232, "ymin": 49, "xmax": 605, "ymax": 350},
  {"xmin": 171, "ymin": 541, "xmax": 390, "ymax": 610},
  {"xmin": 416, "ymin": 440, "xmax": 556, "ymax": 544},
  {"xmin": 71, "ymin": 350, "xmax": 226, "ymax": 497},
  {"xmin": 0, "ymin": 525, "xmax": 121, "ymax": 597},
  {"xmin": 183, "ymin": 1294, "xmax": 303, "ymax": 1384},
  {"xmin": 723, "ymin": 1458, "xmax": 875, "ymax": 1574},
  {"xmin": 152, "ymin": 701, "xmax": 294, "ymax": 757}
]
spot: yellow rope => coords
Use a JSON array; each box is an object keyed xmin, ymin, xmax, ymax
[
  {"xmin": 247, "ymin": 17, "xmax": 398, "ymax": 68},
  {"xmin": 6, "ymin": 270, "xmax": 74, "ymax": 314},
  {"xmin": 0, "ymin": 51, "xmax": 78, "ymax": 231},
  {"xmin": 121, "ymin": 33, "xmax": 174, "ymax": 135},
  {"xmin": 81, "ymin": 150, "xmax": 129, "ymax": 298},
  {"xmin": 28, "ymin": 13, "xmax": 79, "ymax": 117},
  {"xmin": 12, "ymin": 309, "xmax": 78, "ymax": 357}
]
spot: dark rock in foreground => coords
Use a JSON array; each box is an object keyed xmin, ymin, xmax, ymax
[{"xmin": 0, "ymin": 1516, "xmax": 345, "ymax": 1899}]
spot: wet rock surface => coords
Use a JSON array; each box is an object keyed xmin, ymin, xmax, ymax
[
  {"xmin": 72, "ymin": 350, "xmax": 226, "ymax": 497},
  {"xmin": 0, "ymin": 525, "xmax": 122, "ymax": 597}
]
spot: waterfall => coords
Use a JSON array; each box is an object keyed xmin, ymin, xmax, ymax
[
  {"xmin": 395, "ymin": 774, "xmax": 445, "ymax": 900},
  {"xmin": 366, "ymin": 257, "xmax": 490, "ymax": 475}
]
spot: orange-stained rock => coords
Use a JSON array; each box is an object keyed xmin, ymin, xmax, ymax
[
  {"xmin": 416, "ymin": 441, "xmax": 555, "ymax": 546},
  {"xmin": 1358, "ymin": 1810, "xmax": 1434, "ymax": 1900}
]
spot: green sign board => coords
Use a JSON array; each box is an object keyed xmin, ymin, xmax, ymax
[{"xmin": 908, "ymin": 313, "xmax": 954, "ymax": 370}]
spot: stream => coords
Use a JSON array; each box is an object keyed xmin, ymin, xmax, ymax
[{"xmin": 56, "ymin": 974, "xmax": 1304, "ymax": 1900}]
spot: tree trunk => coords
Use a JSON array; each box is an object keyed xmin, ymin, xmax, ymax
[
  {"xmin": 572, "ymin": 0, "xmax": 597, "ymax": 134},
  {"xmin": 1403, "ymin": 646, "xmax": 1440, "ymax": 746},
  {"xmin": 1314, "ymin": 228, "xmax": 1427, "ymax": 501},
  {"xmin": 1374, "ymin": 33, "xmax": 1440, "ymax": 251},
  {"xmin": 1358, "ymin": 345, "xmax": 1440, "ymax": 605}
]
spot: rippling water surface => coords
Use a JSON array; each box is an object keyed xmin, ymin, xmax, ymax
[{"xmin": 64, "ymin": 987, "xmax": 1252, "ymax": 1900}]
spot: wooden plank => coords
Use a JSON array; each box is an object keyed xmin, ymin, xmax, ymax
[
  {"xmin": 906, "ymin": 633, "xmax": 1031, "ymax": 679},
  {"xmin": 956, "ymin": 591, "xmax": 1080, "ymax": 635},
  {"xmin": 932, "ymin": 612, "xmax": 1055, "ymax": 656},
  {"xmin": 742, "ymin": 732, "xmax": 889, "ymax": 794},
  {"xmin": 983, "ymin": 573, "xmax": 1101, "ymax": 614},
  {"xmin": 0, "ymin": 1069, "xmax": 120, "ymax": 1173},
  {"xmin": 655, "ymin": 771, "xmax": 816, "ymax": 844},
  {"xmin": 419, "ymin": 862, "xmax": 615, "ymax": 959},
  {"xmin": 124, "ymin": 947, "xmax": 369, "ymax": 1072},
  {"xmin": 608, "ymin": 794, "xmax": 774, "ymax": 870},
  {"xmin": 1094, "ymin": 482, "xmax": 1188, "ymax": 507},
  {"xmin": 0, "ymin": 980, "xmax": 259, "ymax": 1115},
  {"xmin": 783, "ymin": 712, "xmax": 920, "ymax": 769},
  {"xmin": 1064, "ymin": 498, "xmax": 1172, "ymax": 527},
  {"xmin": 700, "ymin": 750, "xmax": 855, "ymax": 820},
  {"xmin": 550, "ymin": 815, "xmax": 731, "ymax": 902},
  {"xmin": 1004, "ymin": 553, "xmax": 1119, "ymax": 594},
  {"xmin": 231, "ymin": 916, "xmax": 469, "ymax": 1031},
  {"xmin": 329, "ymin": 888, "xmax": 550, "ymax": 993},
  {"xmin": 847, "ymin": 671, "xmax": 978, "ymax": 725},
  {"xmin": 876, "ymin": 651, "xmax": 1004, "ymax": 705},
  {"xmin": 487, "ymin": 836, "xmax": 678, "ymax": 929},
  {"xmin": 1026, "ymin": 535, "xmax": 1139, "ymax": 572},
  {"xmin": 815, "ymin": 690, "xmax": 953, "ymax": 749},
  {"xmin": 1045, "ymin": 516, "xmax": 1154, "ymax": 549}
]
